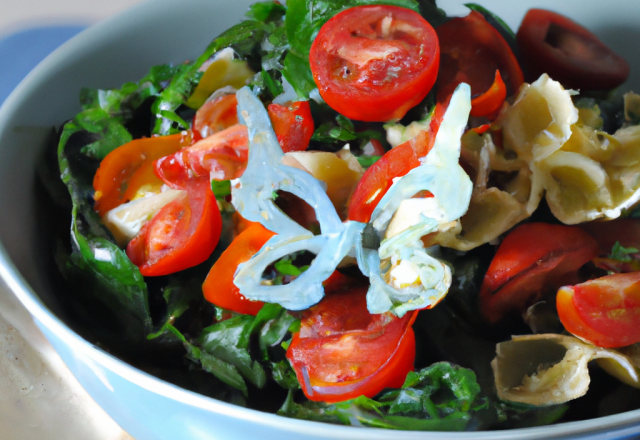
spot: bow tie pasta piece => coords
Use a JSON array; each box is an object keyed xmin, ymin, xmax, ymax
[
  {"xmin": 433, "ymin": 129, "xmax": 532, "ymax": 251},
  {"xmin": 493, "ymin": 334, "xmax": 638, "ymax": 406},
  {"xmin": 540, "ymin": 122, "xmax": 640, "ymax": 223}
]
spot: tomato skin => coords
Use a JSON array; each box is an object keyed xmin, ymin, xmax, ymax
[
  {"xmin": 155, "ymin": 124, "xmax": 249, "ymax": 186},
  {"xmin": 193, "ymin": 94, "xmax": 239, "ymax": 140},
  {"xmin": 126, "ymin": 176, "xmax": 222, "ymax": 276},
  {"xmin": 347, "ymin": 103, "xmax": 444, "ymax": 223},
  {"xmin": 480, "ymin": 223, "xmax": 599, "ymax": 324},
  {"xmin": 516, "ymin": 9, "xmax": 629, "ymax": 90},
  {"xmin": 469, "ymin": 70, "xmax": 507, "ymax": 118},
  {"xmin": 557, "ymin": 272, "xmax": 640, "ymax": 348},
  {"xmin": 203, "ymin": 223, "xmax": 275, "ymax": 315},
  {"xmin": 93, "ymin": 134, "xmax": 183, "ymax": 216},
  {"xmin": 436, "ymin": 11, "xmax": 523, "ymax": 104},
  {"xmin": 309, "ymin": 5, "xmax": 439, "ymax": 122},
  {"xmin": 267, "ymin": 101, "xmax": 314, "ymax": 152},
  {"xmin": 286, "ymin": 284, "xmax": 417, "ymax": 403}
]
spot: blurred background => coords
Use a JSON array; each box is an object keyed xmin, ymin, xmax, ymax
[
  {"xmin": 1, "ymin": 5, "xmax": 143, "ymax": 440},
  {"xmin": 0, "ymin": 0, "xmax": 145, "ymax": 105}
]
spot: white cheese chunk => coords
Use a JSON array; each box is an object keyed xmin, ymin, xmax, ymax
[{"xmin": 103, "ymin": 189, "xmax": 184, "ymax": 246}]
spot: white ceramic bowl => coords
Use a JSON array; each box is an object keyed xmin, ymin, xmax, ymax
[{"xmin": 1, "ymin": 0, "xmax": 640, "ymax": 439}]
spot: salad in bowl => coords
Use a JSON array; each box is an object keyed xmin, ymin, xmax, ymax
[{"xmin": 41, "ymin": 0, "xmax": 640, "ymax": 433}]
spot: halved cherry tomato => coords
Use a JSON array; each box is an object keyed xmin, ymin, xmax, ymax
[
  {"xmin": 480, "ymin": 223, "xmax": 599, "ymax": 324},
  {"xmin": 126, "ymin": 176, "xmax": 222, "ymax": 276},
  {"xmin": 470, "ymin": 70, "xmax": 507, "ymax": 118},
  {"xmin": 267, "ymin": 101, "xmax": 314, "ymax": 152},
  {"xmin": 516, "ymin": 9, "xmax": 629, "ymax": 90},
  {"xmin": 286, "ymin": 283, "xmax": 417, "ymax": 402},
  {"xmin": 203, "ymin": 222, "xmax": 275, "ymax": 315},
  {"xmin": 193, "ymin": 94, "xmax": 239, "ymax": 140},
  {"xmin": 93, "ymin": 134, "xmax": 183, "ymax": 216},
  {"xmin": 309, "ymin": 5, "xmax": 439, "ymax": 122},
  {"xmin": 557, "ymin": 272, "xmax": 640, "ymax": 348},
  {"xmin": 155, "ymin": 124, "xmax": 248, "ymax": 186},
  {"xmin": 347, "ymin": 103, "xmax": 445, "ymax": 223},
  {"xmin": 436, "ymin": 11, "xmax": 523, "ymax": 104}
]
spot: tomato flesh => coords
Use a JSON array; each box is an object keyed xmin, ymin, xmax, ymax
[
  {"xmin": 155, "ymin": 124, "xmax": 249, "ymax": 186},
  {"xmin": 203, "ymin": 223, "xmax": 275, "ymax": 316},
  {"xmin": 287, "ymin": 283, "xmax": 416, "ymax": 402},
  {"xmin": 516, "ymin": 9, "xmax": 629, "ymax": 90},
  {"xmin": 93, "ymin": 134, "xmax": 183, "ymax": 216},
  {"xmin": 557, "ymin": 272, "xmax": 640, "ymax": 348},
  {"xmin": 126, "ymin": 176, "xmax": 222, "ymax": 276},
  {"xmin": 436, "ymin": 11, "xmax": 523, "ymax": 104},
  {"xmin": 480, "ymin": 223, "xmax": 599, "ymax": 324},
  {"xmin": 193, "ymin": 94, "xmax": 239, "ymax": 140},
  {"xmin": 267, "ymin": 101, "xmax": 314, "ymax": 152},
  {"xmin": 309, "ymin": 5, "xmax": 439, "ymax": 122}
]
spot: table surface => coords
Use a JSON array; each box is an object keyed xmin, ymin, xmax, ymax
[{"xmin": 1, "ymin": 4, "xmax": 142, "ymax": 439}]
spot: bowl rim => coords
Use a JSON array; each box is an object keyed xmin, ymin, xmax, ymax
[{"xmin": 1, "ymin": 0, "xmax": 640, "ymax": 438}]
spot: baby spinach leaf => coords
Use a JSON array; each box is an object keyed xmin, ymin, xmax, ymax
[
  {"xmin": 152, "ymin": 20, "xmax": 269, "ymax": 135},
  {"xmin": 279, "ymin": 362, "xmax": 485, "ymax": 431},
  {"xmin": 185, "ymin": 303, "xmax": 299, "ymax": 396},
  {"xmin": 199, "ymin": 315, "xmax": 268, "ymax": 389},
  {"xmin": 246, "ymin": 1, "xmax": 287, "ymax": 22},
  {"xmin": 271, "ymin": 360, "xmax": 300, "ymax": 390},
  {"xmin": 57, "ymin": 114, "xmax": 151, "ymax": 343},
  {"xmin": 80, "ymin": 63, "xmax": 180, "ymax": 122},
  {"xmin": 281, "ymin": 52, "xmax": 316, "ymax": 99},
  {"xmin": 311, "ymin": 113, "xmax": 384, "ymax": 146}
]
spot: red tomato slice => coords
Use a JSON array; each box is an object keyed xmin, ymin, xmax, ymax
[
  {"xmin": 155, "ymin": 124, "xmax": 248, "ymax": 187},
  {"xmin": 93, "ymin": 134, "xmax": 183, "ymax": 216},
  {"xmin": 267, "ymin": 101, "xmax": 314, "ymax": 152},
  {"xmin": 309, "ymin": 5, "xmax": 439, "ymax": 122},
  {"xmin": 470, "ymin": 70, "xmax": 507, "ymax": 118},
  {"xmin": 203, "ymin": 223, "xmax": 274, "ymax": 316},
  {"xmin": 557, "ymin": 272, "xmax": 640, "ymax": 348},
  {"xmin": 347, "ymin": 103, "xmax": 445, "ymax": 223},
  {"xmin": 516, "ymin": 9, "xmax": 629, "ymax": 90},
  {"xmin": 193, "ymin": 94, "xmax": 239, "ymax": 140},
  {"xmin": 480, "ymin": 223, "xmax": 599, "ymax": 324},
  {"xmin": 287, "ymin": 283, "xmax": 417, "ymax": 402},
  {"xmin": 436, "ymin": 11, "xmax": 523, "ymax": 104},
  {"xmin": 126, "ymin": 176, "xmax": 222, "ymax": 276}
]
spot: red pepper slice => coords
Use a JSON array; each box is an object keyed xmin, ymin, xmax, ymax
[
  {"xmin": 516, "ymin": 9, "xmax": 629, "ymax": 90},
  {"xmin": 267, "ymin": 101, "xmax": 314, "ymax": 152},
  {"xmin": 470, "ymin": 70, "xmax": 507, "ymax": 118},
  {"xmin": 347, "ymin": 103, "xmax": 445, "ymax": 223},
  {"xmin": 126, "ymin": 176, "xmax": 222, "ymax": 276},
  {"xmin": 203, "ymin": 223, "xmax": 275, "ymax": 316},
  {"xmin": 93, "ymin": 134, "xmax": 183, "ymax": 216},
  {"xmin": 479, "ymin": 222, "xmax": 599, "ymax": 324}
]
